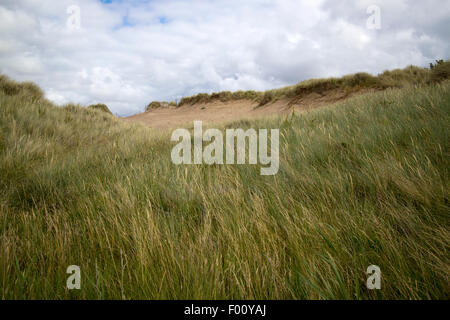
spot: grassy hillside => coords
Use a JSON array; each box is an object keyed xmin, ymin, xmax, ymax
[
  {"xmin": 147, "ymin": 64, "xmax": 435, "ymax": 108},
  {"xmin": 0, "ymin": 71, "xmax": 449, "ymax": 299}
]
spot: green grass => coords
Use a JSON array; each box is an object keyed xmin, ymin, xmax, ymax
[{"xmin": 0, "ymin": 73, "xmax": 449, "ymax": 299}]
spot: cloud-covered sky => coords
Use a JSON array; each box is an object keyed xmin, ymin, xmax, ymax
[{"xmin": 0, "ymin": 0, "xmax": 449, "ymax": 116}]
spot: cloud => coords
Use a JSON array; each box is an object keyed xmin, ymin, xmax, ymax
[{"xmin": 0, "ymin": 0, "xmax": 448, "ymax": 116}]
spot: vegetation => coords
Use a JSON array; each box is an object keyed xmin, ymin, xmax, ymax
[
  {"xmin": 430, "ymin": 60, "xmax": 450, "ymax": 83},
  {"xmin": 145, "ymin": 101, "xmax": 178, "ymax": 112},
  {"xmin": 429, "ymin": 59, "xmax": 444, "ymax": 69},
  {"xmin": 146, "ymin": 101, "xmax": 162, "ymax": 111},
  {"xmin": 0, "ymin": 68, "xmax": 449, "ymax": 299},
  {"xmin": 0, "ymin": 74, "xmax": 44, "ymax": 101},
  {"xmin": 88, "ymin": 103, "xmax": 113, "ymax": 115},
  {"xmin": 172, "ymin": 63, "xmax": 447, "ymax": 107}
]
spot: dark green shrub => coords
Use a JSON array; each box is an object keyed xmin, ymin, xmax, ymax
[
  {"xmin": 430, "ymin": 60, "xmax": 450, "ymax": 82},
  {"xmin": 429, "ymin": 59, "xmax": 444, "ymax": 69}
]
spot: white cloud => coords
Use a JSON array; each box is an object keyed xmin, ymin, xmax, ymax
[
  {"xmin": 46, "ymin": 89, "xmax": 67, "ymax": 105},
  {"xmin": 0, "ymin": 0, "xmax": 448, "ymax": 116}
]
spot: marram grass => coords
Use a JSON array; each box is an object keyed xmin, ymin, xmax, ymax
[{"xmin": 0, "ymin": 78, "xmax": 449, "ymax": 299}]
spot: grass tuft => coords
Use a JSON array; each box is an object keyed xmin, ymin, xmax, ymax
[{"xmin": 88, "ymin": 103, "xmax": 113, "ymax": 115}]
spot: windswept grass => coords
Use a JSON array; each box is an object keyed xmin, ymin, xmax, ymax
[
  {"xmin": 173, "ymin": 63, "xmax": 438, "ymax": 107},
  {"xmin": 0, "ymin": 74, "xmax": 449, "ymax": 299},
  {"xmin": 88, "ymin": 103, "xmax": 113, "ymax": 115},
  {"xmin": 0, "ymin": 74, "xmax": 45, "ymax": 102}
]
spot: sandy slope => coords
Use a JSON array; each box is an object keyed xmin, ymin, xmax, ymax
[{"xmin": 123, "ymin": 88, "xmax": 376, "ymax": 129}]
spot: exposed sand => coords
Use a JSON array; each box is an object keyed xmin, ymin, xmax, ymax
[{"xmin": 123, "ymin": 88, "xmax": 375, "ymax": 129}]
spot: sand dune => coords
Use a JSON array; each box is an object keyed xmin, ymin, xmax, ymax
[{"xmin": 123, "ymin": 88, "xmax": 377, "ymax": 129}]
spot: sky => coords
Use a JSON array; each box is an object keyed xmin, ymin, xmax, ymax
[{"xmin": 0, "ymin": 0, "xmax": 449, "ymax": 116}]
